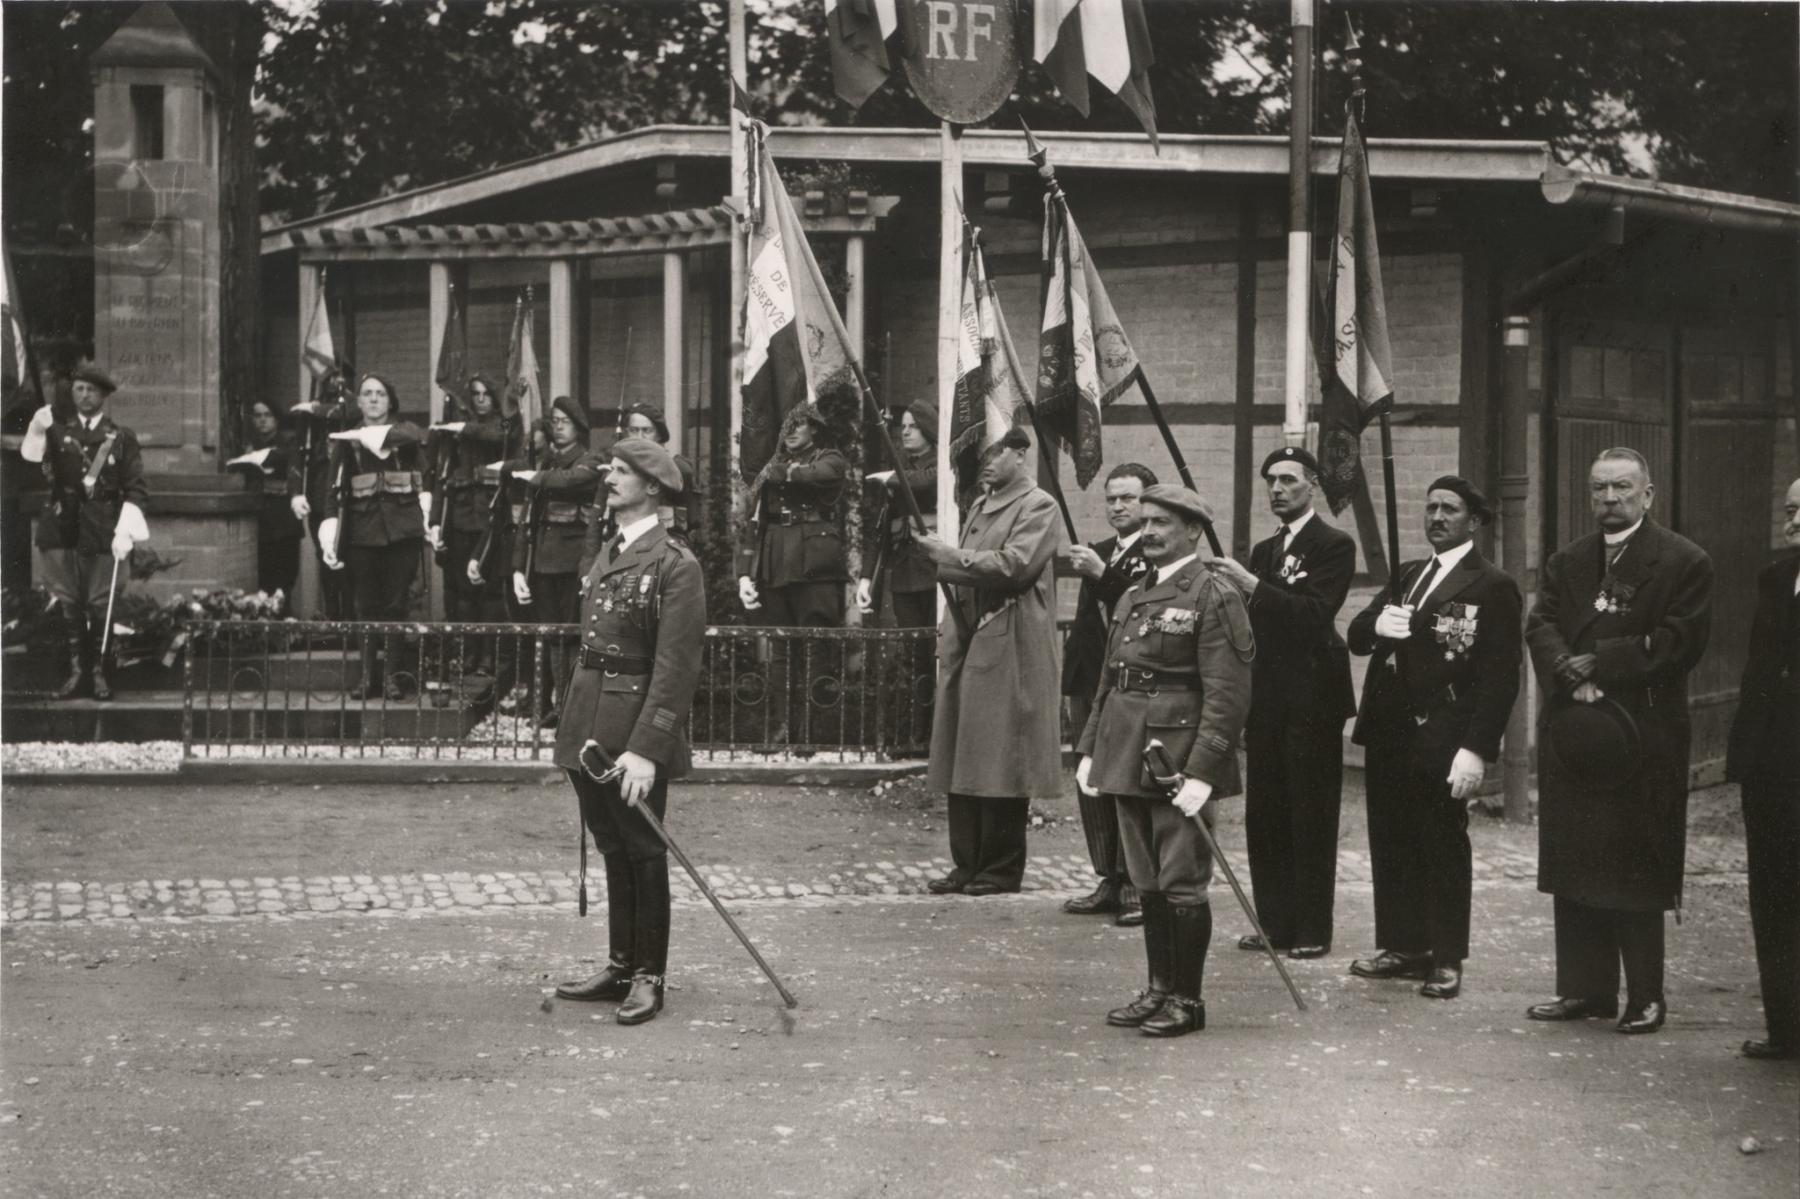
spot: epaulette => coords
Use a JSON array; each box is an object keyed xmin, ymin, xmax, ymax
[{"xmin": 1206, "ymin": 572, "xmax": 1256, "ymax": 662}]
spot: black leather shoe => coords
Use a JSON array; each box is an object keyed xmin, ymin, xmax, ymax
[
  {"xmin": 963, "ymin": 881, "xmax": 1009, "ymax": 897},
  {"xmin": 90, "ymin": 665, "xmax": 112, "ymax": 703},
  {"xmin": 1106, "ymin": 988, "xmax": 1168, "ymax": 1028},
  {"xmin": 1616, "ymin": 998, "xmax": 1666, "ymax": 1035},
  {"xmin": 1287, "ymin": 945, "xmax": 1329, "ymax": 960},
  {"xmin": 1114, "ymin": 885, "xmax": 1144, "ymax": 927},
  {"xmin": 555, "ymin": 960, "xmax": 634, "ymax": 1002},
  {"xmin": 1238, "ymin": 934, "xmax": 1271, "ymax": 952},
  {"xmin": 1420, "ymin": 963, "xmax": 1462, "ymax": 999},
  {"xmin": 1741, "ymin": 1038, "xmax": 1797, "ymax": 1060},
  {"xmin": 1062, "ymin": 878, "xmax": 1121, "ymax": 915},
  {"xmin": 1140, "ymin": 996, "xmax": 1206, "ymax": 1038},
  {"xmin": 926, "ymin": 875, "xmax": 964, "ymax": 895},
  {"xmin": 616, "ymin": 972, "xmax": 664, "ymax": 1025},
  {"xmin": 1349, "ymin": 950, "xmax": 1431, "ymax": 980},
  {"xmin": 1526, "ymin": 996, "xmax": 1618, "ymax": 1021},
  {"xmin": 538, "ymin": 709, "xmax": 560, "ymax": 730}
]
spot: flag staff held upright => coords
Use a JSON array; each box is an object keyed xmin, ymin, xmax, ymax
[
  {"xmin": 1284, "ymin": 0, "xmax": 1316, "ymax": 451},
  {"xmin": 935, "ymin": 121, "xmax": 962, "ymax": 604}
]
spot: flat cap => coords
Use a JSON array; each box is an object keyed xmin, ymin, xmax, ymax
[
  {"xmin": 1261, "ymin": 446, "xmax": 1320, "ymax": 479},
  {"xmin": 1140, "ymin": 484, "xmax": 1216, "ymax": 526},
  {"xmin": 72, "ymin": 364, "xmax": 117, "ymax": 395},
  {"xmin": 611, "ymin": 437, "xmax": 683, "ymax": 494},
  {"xmin": 1427, "ymin": 474, "xmax": 1493, "ymax": 523}
]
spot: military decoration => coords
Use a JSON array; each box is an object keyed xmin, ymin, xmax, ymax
[
  {"xmin": 1278, "ymin": 553, "xmax": 1308, "ymax": 584},
  {"xmin": 1592, "ymin": 578, "xmax": 1636, "ymax": 616},
  {"xmin": 1145, "ymin": 606, "xmax": 1197, "ymax": 636},
  {"xmin": 1432, "ymin": 602, "xmax": 1479, "ymax": 661}
]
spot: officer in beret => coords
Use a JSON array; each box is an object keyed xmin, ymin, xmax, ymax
[
  {"xmin": 552, "ymin": 438, "xmax": 705, "ymax": 1026},
  {"xmin": 513, "ymin": 395, "xmax": 607, "ymax": 728},
  {"xmin": 1347, "ymin": 475, "xmax": 1521, "ymax": 1001},
  {"xmin": 19, "ymin": 363, "xmax": 149, "ymax": 701},
  {"xmin": 1212, "ymin": 446, "xmax": 1358, "ymax": 960},
  {"xmin": 1076, "ymin": 484, "xmax": 1254, "ymax": 1037},
  {"xmin": 1727, "ymin": 476, "xmax": 1800, "ymax": 1060},
  {"xmin": 1526, "ymin": 448, "xmax": 1712, "ymax": 1035}
]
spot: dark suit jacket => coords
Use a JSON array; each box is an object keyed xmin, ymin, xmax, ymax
[
  {"xmin": 1061, "ymin": 532, "xmax": 1150, "ymax": 699},
  {"xmin": 1726, "ymin": 554, "xmax": 1799, "ymax": 788},
  {"xmin": 320, "ymin": 420, "xmax": 428, "ymax": 548},
  {"xmin": 35, "ymin": 413, "xmax": 149, "ymax": 555},
  {"xmin": 1350, "ymin": 545, "xmax": 1523, "ymax": 776},
  {"xmin": 1246, "ymin": 513, "xmax": 1357, "ymax": 731}
]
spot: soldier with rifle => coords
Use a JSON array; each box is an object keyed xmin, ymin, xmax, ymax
[
  {"xmin": 285, "ymin": 368, "xmax": 356, "ymax": 620},
  {"xmin": 480, "ymin": 417, "xmax": 550, "ymax": 712},
  {"xmin": 427, "ymin": 371, "xmax": 515, "ymax": 682},
  {"xmin": 856, "ymin": 401, "xmax": 939, "ymax": 629}
]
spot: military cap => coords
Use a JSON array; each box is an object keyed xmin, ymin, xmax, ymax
[
  {"xmin": 1139, "ymin": 484, "xmax": 1216, "ymax": 526},
  {"xmin": 71, "ymin": 364, "xmax": 117, "ymax": 395},
  {"xmin": 1543, "ymin": 695, "xmax": 1639, "ymax": 788},
  {"xmin": 551, "ymin": 394, "xmax": 590, "ymax": 435},
  {"xmin": 1261, "ymin": 445, "xmax": 1320, "ymax": 479},
  {"xmin": 611, "ymin": 437, "xmax": 683, "ymax": 494},
  {"xmin": 1427, "ymin": 474, "xmax": 1493, "ymax": 523}
]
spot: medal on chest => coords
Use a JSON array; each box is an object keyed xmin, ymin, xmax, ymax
[
  {"xmin": 1432, "ymin": 602, "xmax": 1480, "ymax": 660},
  {"xmin": 1592, "ymin": 578, "xmax": 1636, "ymax": 616},
  {"xmin": 1278, "ymin": 553, "xmax": 1308, "ymax": 583}
]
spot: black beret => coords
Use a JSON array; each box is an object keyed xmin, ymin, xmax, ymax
[
  {"xmin": 1140, "ymin": 484, "xmax": 1216, "ymax": 526},
  {"xmin": 1261, "ymin": 446, "xmax": 1320, "ymax": 479},
  {"xmin": 622, "ymin": 403, "xmax": 671, "ymax": 444},
  {"xmin": 551, "ymin": 394, "xmax": 590, "ymax": 434},
  {"xmin": 995, "ymin": 427, "xmax": 1031, "ymax": 451},
  {"xmin": 1427, "ymin": 474, "xmax": 1492, "ymax": 522},
  {"xmin": 72, "ymin": 364, "xmax": 117, "ymax": 395},
  {"xmin": 610, "ymin": 437, "xmax": 682, "ymax": 494}
]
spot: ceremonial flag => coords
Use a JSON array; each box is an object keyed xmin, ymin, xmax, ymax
[
  {"xmin": 739, "ymin": 121, "xmax": 857, "ymax": 478},
  {"xmin": 1033, "ymin": 0, "xmax": 1158, "ymax": 147},
  {"xmin": 1035, "ymin": 193, "xmax": 1140, "ymax": 489},
  {"xmin": 824, "ymin": 0, "xmax": 898, "ymax": 110},
  {"xmin": 947, "ymin": 234, "xmax": 1031, "ymax": 489},
  {"xmin": 1, "ymin": 230, "xmax": 31, "ymax": 401},
  {"xmin": 301, "ymin": 273, "xmax": 337, "ymax": 379},
  {"xmin": 433, "ymin": 284, "xmax": 467, "ymax": 417},
  {"xmin": 1316, "ymin": 110, "xmax": 1395, "ymax": 515},
  {"xmin": 505, "ymin": 294, "xmax": 544, "ymax": 432}
]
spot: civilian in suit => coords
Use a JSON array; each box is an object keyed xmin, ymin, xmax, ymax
[
  {"xmin": 1061, "ymin": 463, "xmax": 1157, "ymax": 924},
  {"xmin": 1213, "ymin": 447, "xmax": 1357, "ymax": 959},
  {"xmin": 1347, "ymin": 476, "xmax": 1522, "ymax": 1000},
  {"xmin": 1725, "ymin": 476, "xmax": 1799, "ymax": 1060},
  {"xmin": 1525, "ymin": 448, "xmax": 1712, "ymax": 1035}
]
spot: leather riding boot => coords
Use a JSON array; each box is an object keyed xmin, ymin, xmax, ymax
[
  {"xmin": 54, "ymin": 614, "xmax": 86, "ymax": 700},
  {"xmin": 618, "ymin": 856, "xmax": 670, "ymax": 1025},
  {"xmin": 556, "ymin": 854, "xmax": 637, "ymax": 1001},
  {"xmin": 1107, "ymin": 892, "xmax": 1171, "ymax": 1027},
  {"xmin": 90, "ymin": 636, "xmax": 114, "ymax": 703},
  {"xmin": 1141, "ymin": 902, "xmax": 1210, "ymax": 1038}
]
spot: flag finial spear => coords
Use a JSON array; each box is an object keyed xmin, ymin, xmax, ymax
[
  {"xmin": 1018, "ymin": 117, "xmax": 1063, "ymax": 200},
  {"xmin": 1343, "ymin": 15, "xmax": 1367, "ymax": 115}
]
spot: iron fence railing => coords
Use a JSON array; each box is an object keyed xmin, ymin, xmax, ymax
[{"xmin": 180, "ymin": 619, "xmax": 937, "ymax": 765}]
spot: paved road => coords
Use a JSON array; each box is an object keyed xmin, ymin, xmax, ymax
[{"xmin": 2, "ymin": 776, "xmax": 1794, "ymax": 1198}]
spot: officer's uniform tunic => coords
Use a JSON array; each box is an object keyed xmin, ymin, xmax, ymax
[
  {"xmin": 863, "ymin": 449, "xmax": 939, "ymax": 628},
  {"xmin": 740, "ymin": 446, "xmax": 849, "ymax": 628},
  {"xmin": 34, "ymin": 411, "xmax": 148, "ymax": 615}
]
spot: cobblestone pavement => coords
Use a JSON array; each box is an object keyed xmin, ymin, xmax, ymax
[{"xmin": 4, "ymin": 835, "xmax": 1750, "ymax": 925}]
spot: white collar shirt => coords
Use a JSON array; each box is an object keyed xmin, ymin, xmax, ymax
[
  {"xmin": 615, "ymin": 513, "xmax": 661, "ymax": 552},
  {"xmin": 1152, "ymin": 553, "xmax": 1199, "ymax": 588},
  {"xmin": 1280, "ymin": 507, "xmax": 1317, "ymax": 555},
  {"xmin": 1411, "ymin": 538, "xmax": 1475, "ymax": 607}
]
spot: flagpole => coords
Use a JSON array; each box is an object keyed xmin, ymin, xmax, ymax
[
  {"xmin": 935, "ymin": 121, "xmax": 962, "ymax": 622},
  {"xmin": 728, "ymin": 0, "xmax": 749, "ymax": 542},
  {"xmin": 1283, "ymin": 0, "xmax": 1315, "ymax": 451}
]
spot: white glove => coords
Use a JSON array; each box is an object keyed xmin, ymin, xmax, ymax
[
  {"xmin": 738, "ymin": 576, "xmax": 761, "ymax": 611},
  {"xmin": 426, "ymin": 524, "xmax": 443, "ymax": 551},
  {"xmin": 19, "ymin": 405, "xmax": 53, "ymax": 463},
  {"xmin": 1172, "ymin": 776, "xmax": 1214, "ymax": 819},
  {"xmin": 290, "ymin": 495, "xmax": 311, "ymax": 521},
  {"xmin": 513, "ymin": 571, "xmax": 532, "ymax": 606},
  {"xmin": 430, "ymin": 421, "xmax": 466, "ymax": 434},
  {"xmin": 1374, "ymin": 603, "xmax": 1415, "ymax": 641},
  {"xmin": 510, "ymin": 469, "xmax": 540, "ymax": 484},
  {"xmin": 856, "ymin": 578, "xmax": 875, "ymax": 614},
  {"xmin": 111, "ymin": 530, "xmax": 133, "ymax": 561},
  {"xmin": 1447, "ymin": 748, "xmax": 1486, "ymax": 800},
  {"xmin": 466, "ymin": 559, "xmax": 484, "ymax": 586},
  {"xmin": 1076, "ymin": 755, "xmax": 1097, "ymax": 797},
  {"xmin": 1572, "ymin": 681, "xmax": 1605, "ymax": 704},
  {"xmin": 329, "ymin": 426, "xmax": 392, "ymax": 458},
  {"xmin": 319, "ymin": 518, "xmax": 344, "ymax": 570},
  {"xmin": 419, "ymin": 491, "xmax": 434, "ymax": 522},
  {"xmin": 116, "ymin": 501, "xmax": 149, "ymax": 543}
]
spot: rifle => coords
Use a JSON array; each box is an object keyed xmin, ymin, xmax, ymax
[
  {"xmin": 520, "ymin": 441, "xmax": 547, "ymax": 582},
  {"xmin": 470, "ymin": 418, "xmax": 516, "ymax": 582}
]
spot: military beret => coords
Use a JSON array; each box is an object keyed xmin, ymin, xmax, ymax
[
  {"xmin": 551, "ymin": 394, "xmax": 590, "ymax": 435},
  {"xmin": 995, "ymin": 427, "xmax": 1031, "ymax": 451},
  {"xmin": 1140, "ymin": 484, "xmax": 1216, "ymax": 526},
  {"xmin": 72, "ymin": 364, "xmax": 117, "ymax": 395},
  {"xmin": 1427, "ymin": 474, "xmax": 1493, "ymax": 523},
  {"xmin": 1543, "ymin": 695, "xmax": 1639, "ymax": 789},
  {"xmin": 622, "ymin": 402, "xmax": 671, "ymax": 444},
  {"xmin": 611, "ymin": 437, "xmax": 683, "ymax": 494},
  {"xmin": 1261, "ymin": 446, "xmax": 1320, "ymax": 479}
]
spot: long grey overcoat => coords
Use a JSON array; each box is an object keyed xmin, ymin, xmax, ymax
[{"xmin": 926, "ymin": 476, "xmax": 1068, "ymax": 799}]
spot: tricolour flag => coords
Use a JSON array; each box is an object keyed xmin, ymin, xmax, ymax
[
  {"xmin": 505, "ymin": 294, "xmax": 544, "ymax": 433},
  {"xmin": 434, "ymin": 284, "xmax": 467, "ymax": 417},
  {"xmin": 947, "ymin": 233, "xmax": 1031, "ymax": 490},
  {"xmin": 739, "ymin": 121, "xmax": 857, "ymax": 479},
  {"xmin": 1035, "ymin": 192, "xmax": 1140, "ymax": 489},
  {"xmin": 301, "ymin": 274, "xmax": 337, "ymax": 379},
  {"xmin": 1033, "ymin": 0, "xmax": 1158, "ymax": 147},
  {"xmin": 824, "ymin": 0, "xmax": 898, "ymax": 111},
  {"xmin": 1, "ymin": 229, "xmax": 31, "ymax": 401},
  {"xmin": 1317, "ymin": 111, "xmax": 1395, "ymax": 516}
]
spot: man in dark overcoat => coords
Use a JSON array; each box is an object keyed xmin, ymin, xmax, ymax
[
  {"xmin": 914, "ymin": 428, "xmax": 1068, "ymax": 895},
  {"xmin": 1725, "ymin": 475, "xmax": 1799, "ymax": 1060},
  {"xmin": 1060, "ymin": 462, "xmax": 1156, "ymax": 925},
  {"xmin": 1212, "ymin": 447, "xmax": 1357, "ymax": 959},
  {"xmin": 1526, "ymin": 447, "xmax": 1712, "ymax": 1035},
  {"xmin": 551, "ymin": 438, "xmax": 704, "ymax": 1026},
  {"xmin": 1347, "ymin": 476, "xmax": 1521, "ymax": 1000},
  {"xmin": 1076, "ymin": 485, "xmax": 1254, "ymax": 1038}
]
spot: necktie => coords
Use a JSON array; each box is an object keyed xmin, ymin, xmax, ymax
[
  {"xmin": 604, "ymin": 533, "xmax": 623, "ymax": 563},
  {"xmin": 1405, "ymin": 557, "xmax": 1441, "ymax": 607},
  {"xmin": 1280, "ymin": 524, "xmax": 1296, "ymax": 555},
  {"xmin": 1605, "ymin": 537, "xmax": 1630, "ymax": 569}
]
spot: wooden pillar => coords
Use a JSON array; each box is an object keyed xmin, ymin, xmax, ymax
[
  {"xmin": 297, "ymin": 261, "xmax": 322, "ymax": 407},
  {"xmin": 548, "ymin": 258, "xmax": 576, "ymax": 401},
  {"xmin": 1499, "ymin": 314, "xmax": 1533, "ymax": 825},
  {"xmin": 663, "ymin": 250, "xmax": 685, "ymax": 445},
  {"xmin": 427, "ymin": 262, "xmax": 451, "ymax": 424},
  {"xmin": 845, "ymin": 234, "xmax": 867, "ymax": 362}
]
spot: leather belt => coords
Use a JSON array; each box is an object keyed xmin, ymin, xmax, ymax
[
  {"xmin": 1115, "ymin": 668, "xmax": 1201, "ymax": 695},
  {"xmin": 579, "ymin": 646, "xmax": 652, "ymax": 675},
  {"xmin": 770, "ymin": 510, "xmax": 831, "ymax": 526}
]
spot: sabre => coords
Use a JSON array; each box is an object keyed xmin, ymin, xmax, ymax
[
  {"xmin": 1144, "ymin": 739, "xmax": 1308, "ymax": 1012},
  {"xmin": 579, "ymin": 741, "xmax": 798, "ymax": 1009},
  {"xmin": 98, "ymin": 556, "xmax": 122, "ymax": 657}
]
